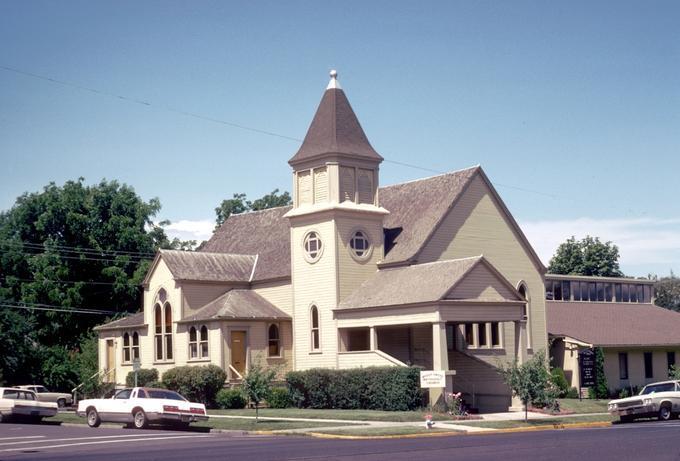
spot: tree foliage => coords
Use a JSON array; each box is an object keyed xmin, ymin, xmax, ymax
[
  {"xmin": 498, "ymin": 350, "xmax": 556, "ymax": 421},
  {"xmin": 653, "ymin": 272, "xmax": 680, "ymax": 312},
  {"xmin": 548, "ymin": 236, "xmax": 624, "ymax": 277},
  {"xmin": 242, "ymin": 363, "xmax": 276, "ymax": 421},
  {"xmin": 0, "ymin": 178, "xmax": 176, "ymax": 385},
  {"xmin": 214, "ymin": 189, "xmax": 291, "ymax": 227}
]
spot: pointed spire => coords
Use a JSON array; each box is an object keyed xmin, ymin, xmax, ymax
[{"xmin": 289, "ymin": 70, "xmax": 383, "ymax": 166}]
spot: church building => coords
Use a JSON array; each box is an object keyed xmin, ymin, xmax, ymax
[{"xmin": 95, "ymin": 71, "xmax": 548, "ymax": 412}]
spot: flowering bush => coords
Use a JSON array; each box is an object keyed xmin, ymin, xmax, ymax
[{"xmin": 445, "ymin": 391, "xmax": 466, "ymax": 416}]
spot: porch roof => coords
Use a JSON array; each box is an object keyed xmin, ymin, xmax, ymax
[
  {"xmin": 94, "ymin": 311, "xmax": 146, "ymax": 331},
  {"xmin": 179, "ymin": 289, "xmax": 291, "ymax": 323}
]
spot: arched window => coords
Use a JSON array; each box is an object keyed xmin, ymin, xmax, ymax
[
  {"xmin": 268, "ymin": 324, "xmax": 280, "ymax": 357},
  {"xmin": 164, "ymin": 302, "xmax": 173, "ymax": 360},
  {"xmin": 310, "ymin": 306, "xmax": 320, "ymax": 351},
  {"xmin": 189, "ymin": 325, "xmax": 209, "ymax": 360},
  {"xmin": 518, "ymin": 283, "xmax": 532, "ymax": 348},
  {"xmin": 154, "ymin": 304, "xmax": 163, "ymax": 361},
  {"xmin": 189, "ymin": 327, "xmax": 198, "ymax": 359},
  {"xmin": 123, "ymin": 332, "xmax": 131, "ymax": 363},
  {"xmin": 132, "ymin": 332, "xmax": 140, "ymax": 360}
]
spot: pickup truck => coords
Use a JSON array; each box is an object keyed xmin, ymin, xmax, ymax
[
  {"xmin": 76, "ymin": 387, "xmax": 208, "ymax": 429},
  {"xmin": 608, "ymin": 380, "xmax": 680, "ymax": 422},
  {"xmin": 0, "ymin": 387, "xmax": 58, "ymax": 422}
]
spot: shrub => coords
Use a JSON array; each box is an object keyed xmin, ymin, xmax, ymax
[
  {"xmin": 268, "ymin": 387, "xmax": 291, "ymax": 409},
  {"xmin": 550, "ymin": 368, "xmax": 569, "ymax": 398},
  {"xmin": 285, "ymin": 367, "xmax": 422, "ymax": 411},
  {"xmin": 594, "ymin": 347, "xmax": 609, "ymax": 399},
  {"xmin": 125, "ymin": 368, "xmax": 159, "ymax": 387},
  {"xmin": 216, "ymin": 388, "xmax": 247, "ymax": 409},
  {"xmin": 618, "ymin": 388, "xmax": 630, "ymax": 399},
  {"xmin": 162, "ymin": 365, "xmax": 227, "ymax": 408},
  {"xmin": 566, "ymin": 387, "xmax": 579, "ymax": 399}
]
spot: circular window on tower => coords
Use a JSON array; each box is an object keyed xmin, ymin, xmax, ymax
[
  {"xmin": 349, "ymin": 230, "xmax": 372, "ymax": 261},
  {"xmin": 303, "ymin": 231, "xmax": 323, "ymax": 263}
]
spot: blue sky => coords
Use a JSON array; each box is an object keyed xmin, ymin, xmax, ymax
[{"xmin": 1, "ymin": 0, "xmax": 678, "ymax": 276}]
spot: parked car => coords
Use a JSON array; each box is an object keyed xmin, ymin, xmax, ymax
[
  {"xmin": 17, "ymin": 385, "xmax": 73, "ymax": 408},
  {"xmin": 607, "ymin": 380, "xmax": 680, "ymax": 422},
  {"xmin": 76, "ymin": 387, "xmax": 208, "ymax": 429},
  {"xmin": 0, "ymin": 387, "xmax": 58, "ymax": 422}
]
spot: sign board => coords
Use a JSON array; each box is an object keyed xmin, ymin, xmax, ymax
[
  {"xmin": 132, "ymin": 358, "xmax": 141, "ymax": 372},
  {"xmin": 579, "ymin": 348, "xmax": 596, "ymax": 387},
  {"xmin": 420, "ymin": 370, "xmax": 446, "ymax": 388}
]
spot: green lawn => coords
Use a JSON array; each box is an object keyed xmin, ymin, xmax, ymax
[
  {"xmin": 451, "ymin": 414, "xmax": 614, "ymax": 429},
  {"xmin": 50, "ymin": 412, "xmax": 360, "ymax": 432},
  {"xmin": 208, "ymin": 408, "xmax": 458, "ymax": 422},
  {"xmin": 556, "ymin": 398, "xmax": 609, "ymax": 414}
]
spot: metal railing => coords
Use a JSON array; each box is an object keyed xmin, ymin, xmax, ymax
[{"xmin": 71, "ymin": 368, "xmax": 115, "ymax": 405}]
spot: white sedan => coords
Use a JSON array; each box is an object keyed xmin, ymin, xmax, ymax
[
  {"xmin": 0, "ymin": 387, "xmax": 58, "ymax": 422},
  {"xmin": 77, "ymin": 387, "xmax": 208, "ymax": 429}
]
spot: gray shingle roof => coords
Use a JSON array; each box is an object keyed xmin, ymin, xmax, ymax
[
  {"xmin": 289, "ymin": 87, "xmax": 383, "ymax": 165},
  {"xmin": 94, "ymin": 311, "xmax": 146, "ymax": 331},
  {"xmin": 180, "ymin": 290, "xmax": 291, "ymax": 322},
  {"xmin": 338, "ymin": 256, "xmax": 496, "ymax": 310},
  {"xmin": 547, "ymin": 301, "xmax": 680, "ymax": 347},
  {"xmin": 159, "ymin": 250, "xmax": 255, "ymax": 282},
  {"xmin": 199, "ymin": 206, "xmax": 291, "ymax": 281}
]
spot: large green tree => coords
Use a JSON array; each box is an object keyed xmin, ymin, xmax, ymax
[
  {"xmin": 0, "ymin": 179, "xmax": 177, "ymax": 386},
  {"xmin": 214, "ymin": 189, "xmax": 291, "ymax": 227},
  {"xmin": 548, "ymin": 236, "xmax": 624, "ymax": 277},
  {"xmin": 652, "ymin": 272, "xmax": 680, "ymax": 312}
]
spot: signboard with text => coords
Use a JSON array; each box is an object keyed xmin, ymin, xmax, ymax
[
  {"xmin": 579, "ymin": 348, "xmax": 596, "ymax": 387},
  {"xmin": 420, "ymin": 370, "xmax": 446, "ymax": 388}
]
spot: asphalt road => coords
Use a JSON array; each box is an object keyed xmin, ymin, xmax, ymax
[{"xmin": 1, "ymin": 420, "xmax": 680, "ymax": 461}]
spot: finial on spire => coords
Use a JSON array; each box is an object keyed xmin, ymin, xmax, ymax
[{"xmin": 326, "ymin": 69, "xmax": 341, "ymax": 90}]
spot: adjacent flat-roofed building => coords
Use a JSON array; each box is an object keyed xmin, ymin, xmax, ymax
[
  {"xmin": 546, "ymin": 274, "xmax": 680, "ymax": 394},
  {"xmin": 94, "ymin": 71, "xmax": 551, "ymax": 412}
]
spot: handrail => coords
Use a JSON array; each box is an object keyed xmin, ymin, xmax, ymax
[
  {"xmin": 72, "ymin": 368, "xmax": 115, "ymax": 405},
  {"xmin": 228, "ymin": 365, "xmax": 243, "ymax": 380}
]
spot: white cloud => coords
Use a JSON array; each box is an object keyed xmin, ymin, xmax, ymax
[
  {"xmin": 162, "ymin": 219, "xmax": 214, "ymax": 242},
  {"xmin": 520, "ymin": 217, "xmax": 680, "ymax": 275}
]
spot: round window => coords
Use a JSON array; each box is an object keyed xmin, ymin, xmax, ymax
[
  {"xmin": 349, "ymin": 230, "xmax": 371, "ymax": 260},
  {"xmin": 303, "ymin": 231, "xmax": 323, "ymax": 262}
]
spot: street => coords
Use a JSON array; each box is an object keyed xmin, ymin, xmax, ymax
[{"xmin": 1, "ymin": 420, "xmax": 679, "ymax": 461}]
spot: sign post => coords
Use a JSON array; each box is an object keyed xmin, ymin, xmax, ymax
[
  {"xmin": 133, "ymin": 358, "xmax": 141, "ymax": 387},
  {"xmin": 578, "ymin": 348, "xmax": 596, "ymax": 400}
]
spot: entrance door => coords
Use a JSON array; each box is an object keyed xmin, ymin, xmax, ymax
[
  {"xmin": 106, "ymin": 339, "xmax": 115, "ymax": 383},
  {"xmin": 230, "ymin": 331, "xmax": 247, "ymax": 376}
]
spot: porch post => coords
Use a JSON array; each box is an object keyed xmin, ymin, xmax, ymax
[
  {"xmin": 430, "ymin": 321, "xmax": 449, "ymax": 406},
  {"xmin": 369, "ymin": 326, "xmax": 377, "ymax": 351},
  {"xmin": 510, "ymin": 320, "xmax": 529, "ymax": 411}
]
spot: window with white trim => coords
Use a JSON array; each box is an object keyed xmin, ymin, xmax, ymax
[
  {"xmin": 310, "ymin": 306, "xmax": 320, "ymax": 351},
  {"xmin": 189, "ymin": 325, "xmax": 209, "ymax": 359},
  {"xmin": 303, "ymin": 231, "xmax": 323, "ymax": 262},
  {"xmin": 123, "ymin": 331, "xmax": 140, "ymax": 363},
  {"xmin": 349, "ymin": 230, "xmax": 371, "ymax": 260},
  {"xmin": 268, "ymin": 324, "xmax": 281, "ymax": 357},
  {"xmin": 154, "ymin": 291, "xmax": 173, "ymax": 361}
]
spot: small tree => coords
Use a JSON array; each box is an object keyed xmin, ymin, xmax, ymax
[
  {"xmin": 498, "ymin": 350, "xmax": 555, "ymax": 421},
  {"xmin": 669, "ymin": 365, "xmax": 680, "ymax": 380},
  {"xmin": 594, "ymin": 347, "xmax": 609, "ymax": 399},
  {"xmin": 242, "ymin": 363, "xmax": 276, "ymax": 422}
]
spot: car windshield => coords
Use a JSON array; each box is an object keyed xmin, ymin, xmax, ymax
[
  {"xmin": 36, "ymin": 386, "xmax": 47, "ymax": 393},
  {"xmin": 640, "ymin": 383, "xmax": 675, "ymax": 395},
  {"xmin": 2, "ymin": 390, "xmax": 19, "ymax": 399},
  {"xmin": 146, "ymin": 389, "xmax": 187, "ymax": 401}
]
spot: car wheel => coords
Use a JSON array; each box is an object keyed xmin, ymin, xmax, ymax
[
  {"xmin": 133, "ymin": 409, "xmax": 148, "ymax": 429},
  {"xmin": 87, "ymin": 408, "xmax": 101, "ymax": 428},
  {"xmin": 659, "ymin": 405, "xmax": 672, "ymax": 421},
  {"xmin": 57, "ymin": 398, "xmax": 66, "ymax": 409},
  {"xmin": 619, "ymin": 415, "xmax": 633, "ymax": 423}
]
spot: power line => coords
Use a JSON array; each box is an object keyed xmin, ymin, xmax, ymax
[
  {"xmin": 0, "ymin": 248, "xmax": 152, "ymax": 264},
  {"xmin": 0, "ymin": 300, "xmax": 119, "ymax": 315},
  {"xmin": 1, "ymin": 276, "xmax": 135, "ymax": 287},
  {"xmin": 0, "ymin": 239, "xmax": 156, "ymax": 258}
]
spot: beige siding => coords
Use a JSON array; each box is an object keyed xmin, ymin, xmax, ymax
[
  {"xmin": 337, "ymin": 351, "xmax": 400, "ymax": 369},
  {"xmin": 377, "ymin": 326, "xmax": 411, "ymax": 364},
  {"xmin": 221, "ymin": 320, "xmax": 293, "ymax": 379},
  {"xmin": 449, "ymin": 350, "xmax": 511, "ymax": 412},
  {"xmin": 298, "ymin": 170, "xmax": 312, "ymax": 205},
  {"xmin": 447, "ymin": 264, "xmax": 517, "ymax": 301},
  {"xmin": 314, "ymin": 167, "xmax": 328, "ymax": 204},
  {"xmin": 340, "ymin": 167, "xmax": 355, "ymax": 202},
  {"xmin": 253, "ymin": 281, "xmax": 293, "ymax": 316},
  {"xmin": 291, "ymin": 220, "xmax": 339, "ymax": 370},
  {"xmin": 357, "ymin": 168, "xmax": 374, "ymax": 204},
  {"xmin": 181, "ymin": 282, "xmax": 230, "ymax": 317},
  {"xmin": 417, "ymin": 174, "xmax": 547, "ymax": 360},
  {"xmin": 335, "ymin": 215, "xmax": 384, "ymax": 302},
  {"xmin": 604, "ymin": 348, "xmax": 680, "ymax": 392}
]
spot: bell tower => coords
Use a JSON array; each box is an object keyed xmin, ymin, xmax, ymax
[{"xmin": 286, "ymin": 71, "xmax": 388, "ymax": 369}]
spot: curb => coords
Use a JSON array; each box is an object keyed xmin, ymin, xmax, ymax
[
  {"xmin": 305, "ymin": 430, "xmax": 463, "ymax": 440},
  {"xmin": 491, "ymin": 421, "xmax": 612, "ymax": 434}
]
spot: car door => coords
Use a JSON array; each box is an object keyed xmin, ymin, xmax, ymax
[{"xmin": 107, "ymin": 388, "xmax": 133, "ymax": 423}]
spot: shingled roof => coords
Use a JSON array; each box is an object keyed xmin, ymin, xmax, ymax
[
  {"xmin": 547, "ymin": 301, "xmax": 680, "ymax": 347},
  {"xmin": 289, "ymin": 72, "xmax": 383, "ymax": 165},
  {"xmin": 94, "ymin": 311, "xmax": 146, "ymax": 331},
  {"xmin": 156, "ymin": 250, "xmax": 256, "ymax": 283},
  {"xmin": 179, "ymin": 290, "xmax": 291, "ymax": 323},
  {"xmin": 199, "ymin": 206, "xmax": 291, "ymax": 281}
]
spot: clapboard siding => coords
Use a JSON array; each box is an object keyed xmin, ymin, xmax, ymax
[
  {"xmin": 418, "ymin": 174, "xmax": 547, "ymax": 358},
  {"xmin": 181, "ymin": 282, "xmax": 230, "ymax": 317},
  {"xmin": 336, "ymin": 215, "xmax": 384, "ymax": 302},
  {"xmin": 446, "ymin": 264, "xmax": 517, "ymax": 301},
  {"xmin": 253, "ymin": 281, "xmax": 293, "ymax": 316},
  {"xmin": 314, "ymin": 167, "xmax": 328, "ymax": 204}
]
